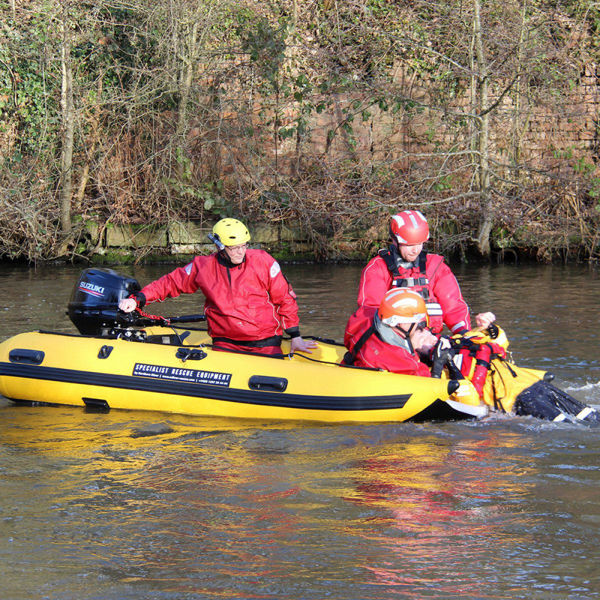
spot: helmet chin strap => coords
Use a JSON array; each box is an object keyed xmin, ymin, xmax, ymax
[
  {"xmin": 404, "ymin": 323, "xmax": 416, "ymax": 335},
  {"xmin": 396, "ymin": 323, "xmax": 415, "ymax": 354},
  {"xmin": 374, "ymin": 314, "xmax": 414, "ymax": 354}
]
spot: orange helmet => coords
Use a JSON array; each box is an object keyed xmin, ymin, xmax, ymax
[
  {"xmin": 378, "ymin": 288, "xmax": 429, "ymax": 328},
  {"xmin": 390, "ymin": 210, "xmax": 429, "ymax": 245}
]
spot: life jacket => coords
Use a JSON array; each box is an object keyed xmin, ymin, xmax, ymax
[
  {"xmin": 377, "ymin": 247, "xmax": 445, "ymax": 333},
  {"xmin": 449, "ymin": 327, "xmax": 581, "ymax": 418},
  {"xmin": 451, "ymin": 327, "xmax": 509, "ymax": 400}
]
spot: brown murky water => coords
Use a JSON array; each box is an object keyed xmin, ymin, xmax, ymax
[{"xmin": 1, "ymin": 261, "xmax": 599, "ymax": 600}]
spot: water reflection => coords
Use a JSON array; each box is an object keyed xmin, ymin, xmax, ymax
[
  {"xmin": 2, "ymin": 403, "xmax": 600, "ymax": 599},
  {"xmin": 341, "ymin": 432, "xmax": 531, "ymax": 597}
]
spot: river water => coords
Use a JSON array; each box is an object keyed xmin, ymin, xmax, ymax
[{"xmin": 1, "ymin": 261, "xmax": 599, "ymax": 600}]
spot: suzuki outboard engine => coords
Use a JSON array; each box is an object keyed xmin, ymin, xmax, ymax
[{"xmin": 68, "ymin": 268, "xmax": 142, "ymax": 335}]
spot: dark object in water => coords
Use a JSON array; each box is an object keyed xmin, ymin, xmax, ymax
[
  {"xmin": 515, "ymin": 381, "xmax": 599, "ymax": 423},
  {"xmin": 130, "ymin": 423, "xmax": 175, "ymax": 438}
]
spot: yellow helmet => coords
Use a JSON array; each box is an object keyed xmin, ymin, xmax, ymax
[{"xmin": 212, "ymin": 218, "xmax": 251, "ymax": 247}]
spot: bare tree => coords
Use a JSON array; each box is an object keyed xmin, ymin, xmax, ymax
[
  {"xmin": 59, "ymin": 1, "xmax": 75, "ymax": 233},
  {"xmin": 1, "ymin": 0, "xmax": 598, "ymax": 261}
]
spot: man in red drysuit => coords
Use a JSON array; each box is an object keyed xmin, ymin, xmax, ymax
[
  {"xmin": 343, "ymin": 288, "xmax": 438, "ymax": 376},
  {"xmin": 118, "ymin": 218, "xmax": 317, "ymax": 356},
  {"xmin": 355, "ymin": 210, "xmax": 495, "ymax": 337},
  {"xmin": 342, "ymin": 288, "xmax": 481, "ymax": 408}
]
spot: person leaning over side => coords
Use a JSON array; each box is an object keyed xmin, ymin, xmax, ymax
[
  {"xmin": 342, "ymin": 289, "xmax": 439, "ymax": 376},
  {"xmin": 355, "ymin": 209, "xmax": 495, "ymax": 337},
  {"xmin": 118, "ymin": 218, "xmax": 318, "ymax": 356},
  {"xmin": 343, "ymin": 288, "xmax": 480, "ymax": 413}
]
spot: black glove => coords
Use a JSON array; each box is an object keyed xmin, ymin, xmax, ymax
[
  {"xmin": 487, "ymin": 323, "xmax": 499, "ymax": 339},
  {"xmin": 431, "ymin": 337, "xmax": 454, "ymax": 378}
]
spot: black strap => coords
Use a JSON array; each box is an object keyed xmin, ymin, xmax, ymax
[
  {"xmin": 453, "ymin": 336, "xmax": 479, "ymax": 356},
  {"xmin": 212, "ymin": 335, "xmax": 282, "ymax": 348},
  {"xmin": 490, "ymin": 367, "xmax": 507, "ymax": 413},
  {"xmin": 417, "ymin": 249, "xmax": 427, "ymax": 274},
  {"xmin": 414, "ymin": 250, "xmax": 429, "ymax": 300},
  {"xmin": 378, "ymin": 246, "xmax": 400, "ymax": 277},
  {"xmin": 378, "ymin": 247, "xmax": 430, "ymax": 299},
  {"xmin": 343, "ymin": 325, "xmax": 376, "ymax": 365}
]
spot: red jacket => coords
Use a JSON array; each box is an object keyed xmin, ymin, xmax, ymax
[
  {"xmin": 139, "ymin": 250, "xmax": 300, "ymax": 342},
  {"xmin": 343, "ymin": 308, "xmax": 431, "ymax": 377},
  {"xmin": 356, "ymin": 250, "xmax": 470, "ymax": 335}
]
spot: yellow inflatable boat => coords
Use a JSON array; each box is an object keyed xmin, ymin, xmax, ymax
[
  {"xmin": 0, "ymin": 327, "xmax": 485, "ymax": 422},
  {"xmin": 0, "ymin": 268, "xmax": 595, "ymax": 424}
]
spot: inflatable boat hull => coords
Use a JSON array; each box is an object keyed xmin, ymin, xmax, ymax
[{"xmin": 0, "ymin": 330, "xmax": 487, "ymax": 423}]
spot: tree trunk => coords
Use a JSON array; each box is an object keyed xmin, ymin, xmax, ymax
[
  {"xmin": 59, "ymin": 10, "xmax": 74, "ymax": 234},
  {"xmin": 473, "ymin": 0, "xmax": 492, "ymax": 256},
  {"xmin": 175, "ymin": 20, "xmax": 199, "ymax": 145},
  {"xmin": 512, "ymin": 1, "xmax": 526, "ymax": 181}
]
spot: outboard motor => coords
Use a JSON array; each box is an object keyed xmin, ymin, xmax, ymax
[{"xmin": 68, "ymin": 268, "xmax": 142, "ymax": 335}]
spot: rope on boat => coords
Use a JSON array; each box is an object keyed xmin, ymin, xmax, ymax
[{"xmin": 134, "ymin": 307, "xmax": 171, "ymax": 325}]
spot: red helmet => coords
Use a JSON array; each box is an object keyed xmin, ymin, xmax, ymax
[
  {"xmin": 390, "ymin": 210, "xmax": 429, "ymax": 245},
  {"xmin": 378, "ymin": 289, "xmax": 429, "ymax": 328}
]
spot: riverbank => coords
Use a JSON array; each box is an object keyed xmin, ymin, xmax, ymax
[
  {"xmin": 77, "ymin": 219, "xmax": 341, "ymax": 265},
  {"xmin": 4, "ymin": 2, "xmax": 600, "ymax": 267},
  {"xmin": 51, "ymin": 218, "xmax": 596, "ymax": 266}
]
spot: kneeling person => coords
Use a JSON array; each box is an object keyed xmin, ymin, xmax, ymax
[{"xmin": 343, "ymin": 288, "xmax": 438, "ymax": 376}]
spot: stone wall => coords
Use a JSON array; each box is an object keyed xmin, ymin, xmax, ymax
[
  {"xmin": 273, "ymin": 64, "xmax": 600, "ymax": 181},
  {"xmin": 85, "ymin": 220, "xmax": 332, "ymax": 262}
]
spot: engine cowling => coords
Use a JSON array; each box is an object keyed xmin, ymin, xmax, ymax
[{"xmin": 67, "ymin": 268, "xmax": 141, "ymax": 335}]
